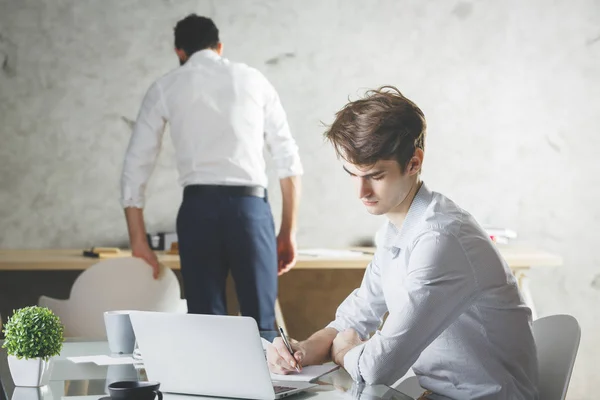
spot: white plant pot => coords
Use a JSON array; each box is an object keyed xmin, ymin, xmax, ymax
[
  {"xmin": 7, "ymin": 356, "xmax": 53, "ymax": 387},
  {"xmin": 11, "ymin": 386, "xmax": 50, "ymax": 400}
]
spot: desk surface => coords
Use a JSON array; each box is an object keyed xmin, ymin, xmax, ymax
[
  {"xmin": 0, "ymin": 246, "xmax": 563, "ymax": 271},
  {"xmin": 0, "ymin": 341, "xmax": 411, "ymax": 400}
]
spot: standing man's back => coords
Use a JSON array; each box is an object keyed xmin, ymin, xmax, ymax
[
  {"xmin": 152, "ymin": 50, "xmax": 299, "ymax": 187},
  {"xmin": 121, "ymin": 15, "xmax": 302, "ymax": 332}
]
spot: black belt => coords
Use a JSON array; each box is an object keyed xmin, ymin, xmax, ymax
[{"xmin": 184, "ymin": 184, "xmax": 266, "ymax": 198}]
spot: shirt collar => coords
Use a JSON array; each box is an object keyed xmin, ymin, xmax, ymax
[
  {"xmin": 188, "ymin": 49, "xmax": 222, "ymax": 64},
  {"xmin": 382, "ymin": 182, "xmax": 433, "ymax": 251}
]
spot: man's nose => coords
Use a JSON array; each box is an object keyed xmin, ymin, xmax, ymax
[{"xmin": 358, "ymin": 178, "xmax": 372, "ymax": 199}]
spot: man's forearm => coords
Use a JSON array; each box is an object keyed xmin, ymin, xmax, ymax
[
  {"xmin": 299, "ymin": 327, "xmax": 338, "ymax": 366},
  {"xmin": 124, "ymin": 207, "xmax": 148, "ymax": 245},
  {"xmin": 279, "ymin": 175, "xmax": 301, "ymax": 235}
]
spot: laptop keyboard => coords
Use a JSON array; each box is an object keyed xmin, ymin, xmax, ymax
[{"xmin": 273, "ymin": 385, "xmax": 295, "ymax": 394}]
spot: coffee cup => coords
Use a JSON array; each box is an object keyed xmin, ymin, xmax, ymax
[{"xmin": 108, "ymin": 381, "xmax": 162, "ymax": 400}]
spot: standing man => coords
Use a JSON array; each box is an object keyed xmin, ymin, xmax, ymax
[
  {"xmin": 267, "ymin": 87, "xmax": 538, "ymax": 399},
  {"xmin": 120, "ymin": 14, "xmax": 302, "ymax": 332}
]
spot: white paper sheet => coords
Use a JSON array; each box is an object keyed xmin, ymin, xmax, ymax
[
  {"xmin": 261, "ymin": 337, "xmax": 339, "ymax": 382},
  {"xmin": 270, "ymin": 364, "xmax": 339, "ymax": 382},
  {"xmin": 298, "ymin": 249, "xmax": 364, "ymax": 258},
  {"xmin": 67, "ymin": 355, "xmax": 136, "ymax": 365}
]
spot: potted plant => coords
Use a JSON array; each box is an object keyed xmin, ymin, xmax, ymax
[{"xmin": 2, "ymin": 306, "xmax": 64, "ymax": 387}]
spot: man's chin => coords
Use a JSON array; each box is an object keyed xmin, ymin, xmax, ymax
[{"xmin": 364, "ymin": 205, "xmax": 386, "ymax": 216}]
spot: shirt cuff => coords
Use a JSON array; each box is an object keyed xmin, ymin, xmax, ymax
[
  {"xmin": 121, "ymin": 198, "xmax": 145, "ymax": 208},
  {"xmin": 326, "ymin": 320, "xmax": 344, "ymax": 332},
  {"xmin": 120, "ymin": 187, "xmax": 146, "ymax": 208},
  {"xmin": 343, "ymin": 342, "xmax": 366, "ymax": 383},
  {"xmin": 275, "ymin": 154, "xmax": 304, "ymax": 179}
]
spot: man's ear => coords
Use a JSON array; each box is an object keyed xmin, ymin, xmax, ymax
[
  {"xmin": 175, "ymin": 47, "xmax": 187, "ymax": 63},
  {"xmin": 215, "ymin": 42, "xmax": 223, "ymax": 55},
  {"xmin": 409, "ymin": 148, "xmax": 424, "ymax": 175}
]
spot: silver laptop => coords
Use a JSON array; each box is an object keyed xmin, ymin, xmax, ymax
[{"xmin": 129, "ymin": 312, "xmax": 316, "ymax": 400}]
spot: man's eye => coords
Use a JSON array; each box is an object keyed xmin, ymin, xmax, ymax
[{"xmin": 372, "ymin": 175, "xmax": 384, "ymax": 181}]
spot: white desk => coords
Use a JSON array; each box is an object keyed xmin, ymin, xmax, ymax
[{"xmin": 0, "ymin": 341, "xmax": 412, "ymax": 400}]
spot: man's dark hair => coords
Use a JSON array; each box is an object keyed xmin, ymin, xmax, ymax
[
  {"xmin": 174, "ymin": 14, "xmax": 219, "ymax": 56},
  {"xmin": 324, "ymin": 86, "xmax": 426, "ymax": 172}
]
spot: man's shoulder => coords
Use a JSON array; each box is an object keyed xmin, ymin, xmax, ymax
[
  {"xmin": 411, "ymin": 191, "xmax": 484, "ymax": 244},
  {"xmin": 229, "ymin": 60, "xmax": 270, "ymax": 82},
  {"xmin": 151, "ymin": 66, "xmax": 184, "ymax": 88},
  {"xmin": 374, "ymin": 190, "xmax": 474, "ymax": 249}
]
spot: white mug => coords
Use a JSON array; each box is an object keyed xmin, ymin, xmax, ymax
[
  {"xmin": 104, "ymin": 311, "xmax": 136, "ymax": 354},
  {"xmin": 104, "ymin": 364, "xmax": 139, "ymax": 394}
]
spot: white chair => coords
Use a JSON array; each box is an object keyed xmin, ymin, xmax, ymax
[
  {"xmin": 39, "ymin": 257, "xmax": 186, "ymax": 338},
  {"xmin": 533, "ymin": 314, "xmax": 580, "ymax": 400}
]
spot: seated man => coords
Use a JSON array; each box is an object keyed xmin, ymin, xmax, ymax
[{"xmin": 267, "ymin": 86, "xmax": 538, "ymax": 399}]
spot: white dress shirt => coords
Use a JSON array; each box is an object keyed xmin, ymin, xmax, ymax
[
  {"xmin": 121, "ymin": 49, "xmax": 303, "ymax": 208},
  {"xmin": 328, "ymin": 183, "xmax": 539, "ymax": 399}
]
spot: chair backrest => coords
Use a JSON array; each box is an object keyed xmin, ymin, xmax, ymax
[
  {"xmin": 46, "ymin": 257, "xmax": 184, "ymax": 338},
  {"xmin": 533, "ymin": 314, "xmax": 581, "ymax": 400}
]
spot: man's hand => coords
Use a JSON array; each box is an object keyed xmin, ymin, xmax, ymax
[
  {"xmin": 331, "ymin": 328, "xmax": 363, "ymax": 367},
  {"xmin": 277, "ymin": 175, "xmax": 300, "ymax": 276},
  {"xmin": 131, "ymin": 241, "xmax": 160, "ymax": 279},
  {"xmin": 124, "ymin": 207, "xmax": 159, "ymax": 279},
  {"xmin": 267, "ymin": 337, "xmax": 305, "ymax": 375},
  {"xmin": 277, "ymin": 233, "xmax": 297, "ymax": 276}
]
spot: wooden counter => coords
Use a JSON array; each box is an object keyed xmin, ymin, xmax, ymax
[
  {"xmin": 0, "ymin": 246, "xmax": 562, "ymax": 271},
  {"xmin": 0, "ymin": 246, "xmax": 563, "ymax": 339}
]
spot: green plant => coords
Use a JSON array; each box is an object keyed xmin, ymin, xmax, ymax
[{"xmin": 2, "ymin": 306, "xmax": 64, "ymax": 361}]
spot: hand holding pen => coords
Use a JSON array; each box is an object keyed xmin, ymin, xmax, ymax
[
  {"xmin": 278, "ymin": 326, "xmax": 301, "ymax": 372},
  {"xmin": 265, "ymin": 326, "xmax": 303, "ymax": 374}
]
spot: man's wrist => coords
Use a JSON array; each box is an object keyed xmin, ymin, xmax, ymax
[
  {"xmin": 131, "ymin": 237, "xmax": 149, "ymax": 248},
  {"xmin": 278, "ymin": 227, "xmax": 297, "ymax": 238},
  {"xmin": 332, "ymin": 335, "xmax": 363, "ymax": 367},
  {"xmin": 298, "ymin": 337, "xmax": 330, "ymax": 365},
  {"xmin": 333, "ymin": 345, "xmax": 352, "ymax": 366}
]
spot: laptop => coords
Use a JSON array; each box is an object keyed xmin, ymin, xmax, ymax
[{"xmin": 129, "ymin": 312, "xmax": 317, "ymax": 400}]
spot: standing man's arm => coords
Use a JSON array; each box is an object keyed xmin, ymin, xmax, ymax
[
  {"xmin": 121, "ymin": 81, "xmax": 168, "ymax": 278},
  {"xmin": 125, "ymin": 207, "xmax": 158, "ymax": 276},
  {"xmin": 262, "ymin": 77, "xmax": 303, "ymax": 276},
  {"xmin": 277, "ymin": 175, "xmax": 301, "ymax": 275}
]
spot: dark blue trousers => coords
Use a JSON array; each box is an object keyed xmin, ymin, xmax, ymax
[{"xmin": 176, "ymin": 188, "xmax": 277, "ymax": 331}]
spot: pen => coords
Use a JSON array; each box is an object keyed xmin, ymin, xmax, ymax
[{"xmin": 278, "ymin": 326, "xmax": 301, "ymax": 372}]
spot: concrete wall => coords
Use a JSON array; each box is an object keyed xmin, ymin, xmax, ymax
[{"xmin": 1, "ymin": 1, "xmax": 599, "ymax": 397}]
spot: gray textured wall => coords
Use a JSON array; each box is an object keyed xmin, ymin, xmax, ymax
[{"xmin": 1, "ymin": 0, "xmax": 599, "ymax": 397}]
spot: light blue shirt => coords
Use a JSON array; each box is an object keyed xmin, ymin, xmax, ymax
[{"xmin": 328, "ymin": 183, "xmax": 538, "ymax": 399}]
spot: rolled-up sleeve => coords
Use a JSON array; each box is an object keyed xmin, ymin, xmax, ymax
[
  {"xmin": 120, "ymin": 81, "xmax": 168, "ymax": 208},
  {"xmin": 262, "ymin": 78, "xmax": 303, "ymax": 178},
  {"xmin": 342, "ymin": 342, "xmax": 367, "ymax": 382},
  {"xmin": 347, "ymin": 232, "xmax": 478, "ymax": 386},
  {"xmin": 327, "ymin": 251, "xmax": 388, "ymax": 340}
]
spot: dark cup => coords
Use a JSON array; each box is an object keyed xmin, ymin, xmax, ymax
[{"xmin": 108, "ymin": 381, "xmax": 162, "ymax": 400}]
